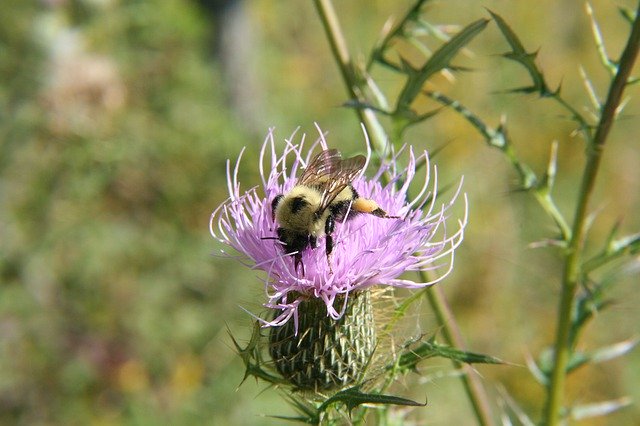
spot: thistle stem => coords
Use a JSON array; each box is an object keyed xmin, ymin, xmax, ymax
[
  {"xmin": 543, "ymin": 4, "xmax": 640, "ymax": 424},
  {"xmin": 313, "ymin": 0, "xmax": 388, "ymax": 153},
  {"xmin": 313, "ymin": 1, "xmax": 494, "ymax": 424},
  {"xmin": 424, "ymin": 283, "xmax": 495, "ymax": 426}
]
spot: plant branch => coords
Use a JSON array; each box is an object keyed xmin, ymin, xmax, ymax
[
  {"xmin": 543, "ymin": 3, "xmax": 640, "ymax": 425},
  {"xmin": 423, "ymin": 280, "xmax": 496, "ymax": 426},
  {"xmin": 313, "ymin": 0, "xmax": 389, "ymax": 154},
  {"xmin": 313, "ymin": 1, "xmax": 495, "ymax": 423}
]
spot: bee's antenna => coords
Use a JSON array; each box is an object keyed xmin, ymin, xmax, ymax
[{"xmin": 260, "ymin": 236, "xmax": 280, "ymax": 241}]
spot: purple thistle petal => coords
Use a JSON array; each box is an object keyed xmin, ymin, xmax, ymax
[{"xmin": 210, "ymin": 125, "xmax": 468, "ymax": 330}]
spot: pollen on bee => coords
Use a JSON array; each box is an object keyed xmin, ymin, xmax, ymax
[{"xmin": 353, "ymin": 198, "xmax": 380, "ymax": 214}]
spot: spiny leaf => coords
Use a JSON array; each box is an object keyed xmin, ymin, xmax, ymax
[
  {"xmin": 565, "ymin": 351, "xmax": 590, "ymax": 373},
  {"xmin": 369, "ymin": 0, "xmax": 434, "ymax": 71},
  {"xmin": 610, "ymin": 231, "xmax": 640, "ymax": 253},
  {"xmin": 396, "ymin": 18, "xmax": 489, "ymax": 110},
  {"xmin": 488, "ymin": 10, "xmax": 550, "ymax": 95},
  {"xmin": 342, "ymin": 99, "xmax": 392, "ymax": 116},
  {"xmin": 425, "ymin": 90, "xmax": 508, "ymax": 148},
  {"xmin": 586, "ymin": 2, "xmax": 618, "ymax": 75},
  {"xmin": 392, "ymin": 338, "xmax": 503, "ymax": 372},
  {"xmin": 497, "ymin": 385, "xmax": 537, "ymax": 426},
  {"xmin": 318, "ymin": 385, "xmax": 426, "ymax": 414},
  {"xmin": 538, "ymin": 141, "xmax": 559, "ymax": 194},
  {"xmin": 583, "ymin": 229, "xmax": 640, "ymax": 272},
  {"xmin": 266, "ymin": 414, "xmax": 317, "ymax": 424},
  {"xmin": 525, "ymin": 351, "xmax": 549, "ymax": 385},
  {"xmin": 569, "ymin": 397, "xmax": 633, "ymax": 420},
  {"xmin": 384, "ymin": 286, "xmax": 429, "ymax": 333},
  {"xmin": 569, "ymin": 284, "xmax": 614, "ymax": 349},
  {"xmin": 539, "ymin": 339, "xmax": 637, "ymax": 377},
  {"xmin": 271, "ymin": 394, "xmax": 320, "ymax": 425},
  {"xmin": 618, "ymin": 6, "xmax": 636, "ymax": 25},
  {"xmin": 590, "ymin": 338, "xmax": 639, "ymax": 363},
  {"xmin": 228, "ymin": 322, "xmax": 289, "ymax": 387}
]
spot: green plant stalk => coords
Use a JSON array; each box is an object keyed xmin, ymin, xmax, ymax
[
  {"xmin": 313, "ymin": 1, "xmax": 494, "ymax": 424},
  {"xmin": 542, "ymin": 4, "xmax": 640, "ymax": 425},
  {"xmin": 313, "ymin": 0, "xmax": 388, "ymax": 154},
  {"xmin": 423, "ymin": 281, "xmax": 495, "ymax": 426}
]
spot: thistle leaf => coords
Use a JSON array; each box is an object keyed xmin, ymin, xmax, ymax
[
  {"xmin": 583, "ymin": 228, "xmax": 640, "ymax": 272},
  {"xmin": 590, "ymin": 338, "xmax": 639, "ymax": 363},
  {"xmin": 392, "ymin": 338, "xmax": 503, "ymax": 372},
  {"xmin": 569, "ymin": 397, "xmax": 633, "ymax": 420},
  {"xmin": 396, "ymin": 18, "xmax": 489, "ymax": 110},
  {"xmin": 586, "ymin": 2, "xmax": 618, "ymax": 75},
  {"xmin": 342, "ymin": 99, "xmax": 392, "ymax": 116},
  {"xmin": 610, "ymin": 231, "xmax": 640, "ymax": 253},
  {"xmin": 318, "ymin": 385, "xmax": 426, "ymax": 414},
  {"xmin": 488, "ymin": 10, "xmax": 550, "ymax": 96},
  {"xmin": 497, "ymin": 385, "xmax": 537, "ymax": 426},
  {"xmin": 228, "ymin": 322, "xmax": 289, "ymax": 387},
  {"xmin": 618, "ymin": 6, "xmax": 636, "ymax": 25},
  {"xmin": 525, "ymin": 351, "xmax": 549, "ymax": 385},
  {"xmin": 266, "ymin": 415, "xmax": 317, "ymax": 424},
  {"xmin": 271, "ymin": 394, "xmax": 320, "ymax": 425},
  {"xmin": 369, "ymin": 0, "xmax": 435, "ymax": 71},
  {"xmin": 538, "ymin": 141, "xmax": 559, "ymax": 193},
  {"xmin": 569, "ymin": 284, "xmax": 614, "ymax": 349},
  {"xmin": 543, "ymin": 339, "xmax": 638, "ymax": 377}
]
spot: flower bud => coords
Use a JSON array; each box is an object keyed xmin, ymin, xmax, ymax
[{"xmin": 269, "ymin": 290, "xmax": 375, "ymax": 390}]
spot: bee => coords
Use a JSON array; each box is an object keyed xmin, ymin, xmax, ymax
[{"xmin": 270, "ymin": 148, "xmax": 397, "ymax": 275}]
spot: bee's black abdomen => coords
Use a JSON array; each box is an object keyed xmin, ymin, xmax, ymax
[
  {"xmin": 329, "ymin": 201, "xmax": 351, "ymax": 223},
  {"xmin": 277, "ymin": 227, "xmax": 309, "ymax": 255},
  {"xmin": 329, "ymin": 185, "xmax": 359, "ymax": 223}
]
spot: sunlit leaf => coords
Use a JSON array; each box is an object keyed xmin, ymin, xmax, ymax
[
  {"xmin": 569, "ymin": 397, "xmax": 632, "ymax": 420},
  {"xmin": 369, "ymin": 0, "xmax": 435, "ymax": 71},
  {"xmin": 590, "ymin": 338, "xmax": 639, "ymax": 363},
  {"xmin": 271, "ymin": 394, "xmax": 320, "ymax": 425},
  {"xmin": 525, "ymin": 351, "xmax": 549, "ymax": 385},
  {"xmin": 396, "ymin": 18, "xmax": 489, "ymax": 110},
  {"xmin": 318, "ymin": 385, "xmax": 426, "ymax": 414},
  {"xmin": 497, "ymin": 385, "xmax": 537, "ymax": 426},
  {"xmin": 488, "ymin": 10, "xmax": 550, "ymax": 95},
  {"xmin": 392, "ymin": 338, "xmax": 503, "ymax": 372},
  {"xmin": 342, "ymin": 99, "xmax": 392, "ymax": 116},
  {"xmin": 618, "ymin": 6, "xmax": 636, "ymax": 25}
]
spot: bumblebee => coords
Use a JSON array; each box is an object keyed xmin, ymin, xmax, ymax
[{"xmin": 270, "ymin": 149, "xmax": 397, "ymax": 275}]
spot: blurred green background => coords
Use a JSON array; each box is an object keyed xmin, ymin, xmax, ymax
[{"xmin": 1, "ymin": 0, "xmax": 638, "ymax": 424}]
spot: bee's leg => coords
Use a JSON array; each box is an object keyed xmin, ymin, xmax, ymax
[
  {"xmin": 309, "ymin": 235, "xmax": 317, "ymax": 249},
  {"xmin": 324, "ymin": 215, "xmax": 335, "ymax": 273}
]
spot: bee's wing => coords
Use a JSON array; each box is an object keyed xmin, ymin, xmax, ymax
[{"xmin": 299, "ymin": 149, "xmax": 366, "ymax": 212}]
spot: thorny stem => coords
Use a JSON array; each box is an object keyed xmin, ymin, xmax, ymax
[
  {"xmin": 422, "ymin": 278, "xmax": 495, "ymax": 426},
  {"xmin": 313, "ymin": 0, "xmax": 388, "ymax": 154},
  {"xmin": 426, "ymin": 90, "xmax": 572, "ymax": 240},
  {"xmin": 542, "ymin": 3, "xmax": 640, "ymax": 425},
  {"xmin": 313, "ymin": 1, "xmax": 494, "ymax": 424}
]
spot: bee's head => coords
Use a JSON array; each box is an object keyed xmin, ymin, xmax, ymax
[
  {"xmin": 276, "ymin": 227, "xmax": 309, "ymax": 275},
  {"xmin": 276, "ymin": 227, "xmax": 309, "ymax": 254}
]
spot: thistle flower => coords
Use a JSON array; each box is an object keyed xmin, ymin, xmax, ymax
[
  {"xmin": 210, "ymin": 126, "xmax": 467, "ymax": 327},
  {"xmin": 211, "ymin": 126, "xmax": 467, "ymax": 389}
]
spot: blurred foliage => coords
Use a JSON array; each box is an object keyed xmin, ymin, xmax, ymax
[{"xmin": 0, "ymin": 0, "xmax": 638, "ymax": 425}]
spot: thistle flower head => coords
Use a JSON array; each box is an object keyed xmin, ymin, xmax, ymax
[{"xmin": 210, "ymin": 126, "xmax": 467, "ymax": 329}]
